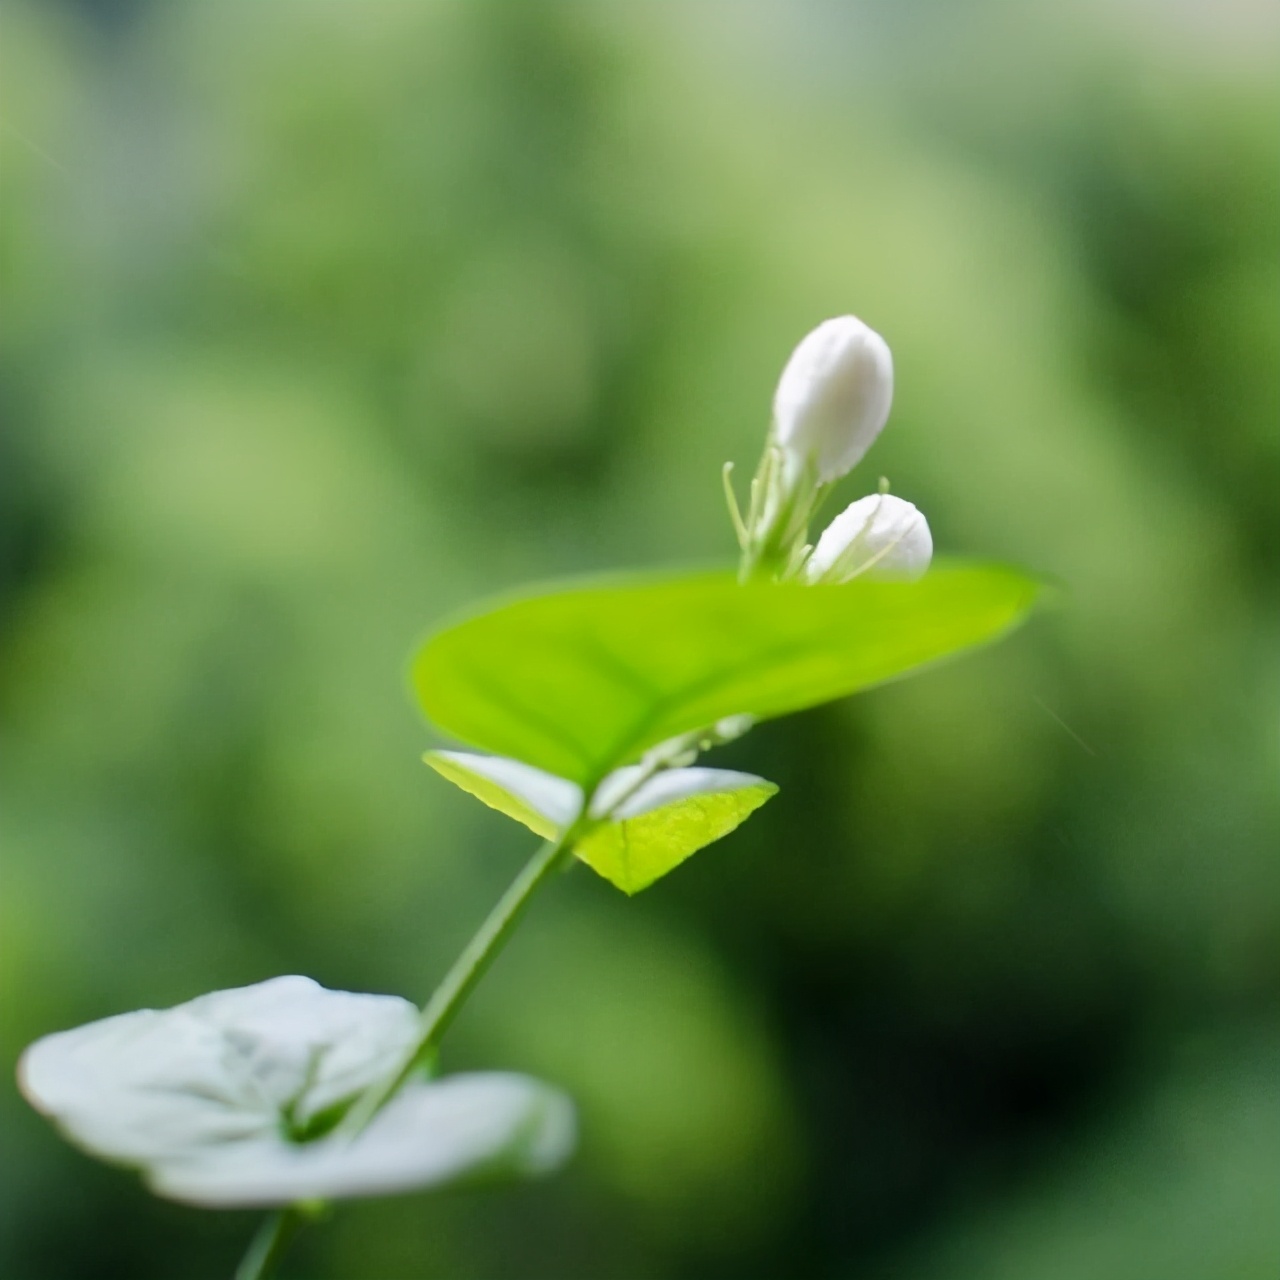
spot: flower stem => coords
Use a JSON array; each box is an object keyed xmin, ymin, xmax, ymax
[
  {"xmin": 341, "ymin": 830, "xmax": 576, "ymax": 1133},
  {"xmin": 234, "ymin": 1209, "xmax": 304, "ymax": 1280},
  {"xmin": 415, "ymin": 831, "xmax": 575, "ymax": 1057},
  {"xmin": 233, "ymin": 831, "xmax": 576, "ymax": 1280}
]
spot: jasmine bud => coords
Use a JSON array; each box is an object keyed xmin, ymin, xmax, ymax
[
  {"xmin": 805, "ymin": 493, "xmax": 932, "ymax": 583},
  {"xmin": 773, "ymin": 315, "xmax": 894, "ymax": 484}
]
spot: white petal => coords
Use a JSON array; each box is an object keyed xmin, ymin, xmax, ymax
[
  {"xmin": 773, "ymin": 316, "xmax": 894, "ymax": 483},
  {"xmin": 431, "ymin": 750, "xmax": 584, "ymax": 830},
  {"xmin": 148, "ymin": 1073, "xmax": 576, "ymax": 1207},
  {"xmin": 805, "ymin": 493, "xmax": 932, "ymax": 582},
  {"xmin": 590, "ymin": 766, "xmax": 771, "ymax": 821}
]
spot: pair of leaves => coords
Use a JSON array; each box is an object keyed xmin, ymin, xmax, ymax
[
  {"xmin": 427, "ymin": 750, "xmax": 777, "ymax": 894},
  {"xmin": 18, "ymin": 976, "xmax": 575, "ymax": 1207},
  {"xmin": 414, "ymin": 564, "xmax": 1038, "ymax": 891}
]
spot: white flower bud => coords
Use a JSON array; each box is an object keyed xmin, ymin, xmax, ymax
[
  {"xmin": 711, "ymin": 714, "xmax": 755, "ymax": 743},
  {"xmin": 805, "ymin": 493, "xmax": 932, "ymax": 582},
  {"xmin": 772, "ymin": 316, "xmax": 894, "ymax": 484}
]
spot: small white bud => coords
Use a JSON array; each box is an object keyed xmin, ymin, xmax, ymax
[
  {"xmin": 711, "ymin": 714, "xmax": 755, "ymax": 742},
  {"xmin": 773, "ymin": 316, "xmax": 894, "ymax": 484},
  {"xmin": 805, "ymin": 493, "xmax": 932, "ymax": 582}
]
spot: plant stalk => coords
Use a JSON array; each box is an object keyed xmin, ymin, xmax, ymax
[
  {"xmin": 341, "ymin": 829, "xmax": 576, "ymax": 1134},
  {"xmin": 234, "ymin": 1209, "xmax": 304, "ymax": 1280},
  {"xmin": 232, "ymin": 830, "xmax": 576, "ymax": 1280}
]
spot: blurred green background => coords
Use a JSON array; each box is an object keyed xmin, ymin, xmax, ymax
[{"xmin": 2, "ymin": 1, "xmax": 1278, "ymax": 1277}]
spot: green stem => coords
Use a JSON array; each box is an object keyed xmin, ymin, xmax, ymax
[
  {"xmin": 233, "ymin": 831, "xmax": 576, "ymax": 1279},
  {"xmin": 341, "ymin": 830, "xmax": 575, "ymax": 1133},
  {"xmin": 234, "ymin": 1209, "xmax": 304, "ymax": 1280}
]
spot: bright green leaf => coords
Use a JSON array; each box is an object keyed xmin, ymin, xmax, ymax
[
  {"xmin": 575, "ymin": 773, "xmax": 777, "ymax": 894},
  {"xmin": 412, "ymin": 563, "xmax": 1038, "ymax": 786},
  {"xmin": 425, "ymin": 750, "xmax": 577, "ymax": 841},
  {"xmin": 425, "ymin": 750, "xmax": 777, "ymax": 893}
]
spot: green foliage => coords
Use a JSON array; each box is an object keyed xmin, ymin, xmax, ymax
[
  {"xmin": 3, "ymin": 0, "xmax": 1276, "ymax": 1275},
  {"xmin": 418, "ymin": 564, "xmax": 1036, "ymax": 890},
  {"xmin": 425, "ymin": 751, "xmax": 565, "ymax": 842},
  {"xmin": 412, "ymin": 564, "xmax": 1039, "ymax": 786},
  {"xmin": 574, "ymin": 778, "xmax": 777, "ymax": 895},
  {"xmin": 426, "ymin": 750, "xmax": 778, "ymax": 893}
]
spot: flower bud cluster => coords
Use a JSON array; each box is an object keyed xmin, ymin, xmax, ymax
[{"xmin": 729, "ymin": 314, "xmax": 932, "ymax": 584}]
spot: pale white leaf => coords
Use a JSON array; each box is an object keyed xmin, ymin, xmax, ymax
[{"xmin": 149, "ymin": 1072, "xmax": 576, "ymax": 1207}]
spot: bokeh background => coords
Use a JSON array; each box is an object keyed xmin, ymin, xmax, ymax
[{"xmin": 2, "ymin": 1, "xmax": 1278, "ymax": 1276}]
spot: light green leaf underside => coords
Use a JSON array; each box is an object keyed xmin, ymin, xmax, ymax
[
  {"xmin": 425, "ymin": 749, "xmax": 778, "ymax": 894},
  {"xmin": 575, "ymin": 781, "xmax": 777, "ymax": 895},
  {"xmin": 424, "ymin": 752, "xmax": 563, "ymax": 841},
  {"xmin": 412, "ymin": 563, "xmax": 1038, "ymax": 786}
]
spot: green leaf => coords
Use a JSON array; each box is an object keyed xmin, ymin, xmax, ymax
[
  {"xmin": 425, "ymin": 750, "xmax": 577, "ymax": 841},
  {"xmin": 412, "ymin": 562, "xmax": 1038, "ymax": 786},
  {"xmin": 575, "ymin": 769, "xmax": 777, "ymax": 895},
  {"xmin": 425, "ymin": 751, "xmax": 777, "ymax": 894}
]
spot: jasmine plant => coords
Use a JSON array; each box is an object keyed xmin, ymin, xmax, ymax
[{"xmin": 18, "ymin": 316, "xmax": 1039, "ymax": 1279}]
